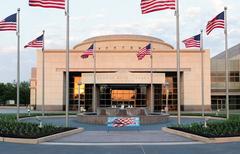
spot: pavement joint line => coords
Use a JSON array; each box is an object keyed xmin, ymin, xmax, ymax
[
  {"xmin": 140, "ymin": 145, "xmax": 146, "ymax": 154},
  {"xmin": 41, "ymin": 142, "xmax": 204, "ymax": 146}
]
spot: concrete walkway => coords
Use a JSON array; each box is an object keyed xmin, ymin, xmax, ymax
[
  {"xmin": 1, "ymin": 142, "xmax": 240, "ymax": 154},
  {"xmin": 52, "ymin": 130, "xmax": 192, "ymax": 143}
]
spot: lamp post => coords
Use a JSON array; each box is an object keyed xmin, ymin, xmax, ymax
[
  {"xmin": 78, "ymin": 81, "xmax": 82, "ymax": 114},
  {"xmin": 164, "ymin": 81, "xmax": 170, "ymax": 114}
]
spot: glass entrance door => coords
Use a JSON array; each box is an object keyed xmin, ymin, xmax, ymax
[
  {"xmin": 211, "ymin": 96, "xmax": 226, "ymax": 111},
  {"xmin": 99, "ymin": 84, "xmax": 147, "ymax": 108},
  {"xmin": 111, "ymin": 89, "xmax": 136, "ymax": 107},
  {"xmin": 216, "ymin": 99, "xmax": 225, "ymax": 110}
]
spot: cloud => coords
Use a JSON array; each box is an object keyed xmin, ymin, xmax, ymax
[
  {"xmin": 70, "ymin": 12, "xmax": 105, "ymax": 23},
  {"xmin": 70, "ymin": 16, "xmax": 88, "ymax": 22},
  {"xmin": 0, "ymin": 46, "xmax": 17, "ymax": 54},
  {"xmin": 185, "ymin": 7, "xmax": 201, "ymax": 19},
  {"xmin": 210, "ymin": 0, "xmax": 225, "ymax": 12},
  {"xmin": 78, "ymin": 17, "xmax": 176, "ymax": 44},
  {"xmin": 95, "ymin": 13, "xmax": 105, "ymax": 18}
]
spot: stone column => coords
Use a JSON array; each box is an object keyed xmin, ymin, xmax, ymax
[
  {"xmin": 92, "ymin": 85, "xmax": 96, "ymax": 112},
  {"xmin": 147, "ymin": 85, "xmax": 154, "ymax": 113}
]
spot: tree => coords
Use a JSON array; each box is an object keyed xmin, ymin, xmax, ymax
[
  {"xmin": 0, "ymin": 83, "xmax": 6, "ymax": 104},
  {"xmin": 20, "ymin": 81, "xmax": 30, "ymax": 105},
  {"xmin": 4, "ymin": 83, "xmax": 16, "ymax": 103},
  {"xmin": 0, "ymin": 81, "xmax": 30, "ymax": 106}
]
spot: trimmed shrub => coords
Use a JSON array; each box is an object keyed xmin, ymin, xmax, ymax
[
  {"xmin": 170, "ymin": 118, "xmax": 240, "ymax": 138},
  {"xmin": 0, "ymin": 114, "xmax": 75, "ymax": 139}
]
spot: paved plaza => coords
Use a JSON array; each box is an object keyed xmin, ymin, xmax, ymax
[
  {"xmin": 0, "ymin": 108, "xmax": 240, "ymax": 153},
  {"xmin": 21, "ymin": 116, "xmax": 207, "ymax": 144},
  {"xmin": 52, "ymin": 130, "xmax": 191, "ymax": 143}
]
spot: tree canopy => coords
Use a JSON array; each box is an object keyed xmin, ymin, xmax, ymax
[{"xmin": 0, "ymin": 81, "xmax": 30, "ymax": 106}]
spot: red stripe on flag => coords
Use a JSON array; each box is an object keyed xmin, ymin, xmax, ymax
[
  {"xmin": 206, "ymin": 20, "xmax": 224, "ymax": 35},
  {"xmin": 206, "ymin": 12, "xmax": 225, "ymax": 35},
  {"xmin": 141, "ymin": 0, "xmax": 175, "ymax": 14},
  {"xmin": 29, "ymin": 0, "xmax": 65, "ymax": 9},
  {"xmin": 0, "ymin": 22, "xmax": 16, "ymax": 31},
  {"xmin": 182, "ymin": 38, "xmax": 200, "ymax": 48}
]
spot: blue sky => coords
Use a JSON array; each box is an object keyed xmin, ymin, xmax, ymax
[{"xmin": 0, "ymin": 0, "xmax": 240, "ymax": 82}]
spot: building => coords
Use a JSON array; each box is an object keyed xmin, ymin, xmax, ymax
[
  {"xmin": 30, "ymin": 35, "xmax": 211, "ymax": 112},
  {"xmin": 211, "ymin": 43, "xmax": 240, "ymax": 110}
]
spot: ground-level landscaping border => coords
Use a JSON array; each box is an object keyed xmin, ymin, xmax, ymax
[
  {"xmin": 0, "ymin": 128, "xmax": 84, "ymax": 144},
  {"xmin": 162, "ymin": 127, "xmax": 240, "ymax": 143},
  {"xmin": 170, "ymin": 115, "xmax": 225, "ymax": 120}
]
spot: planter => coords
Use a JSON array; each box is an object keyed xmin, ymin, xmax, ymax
[
  {"xmin": 162, "ymin": 127, "xmax": 240, "ymax": 143},
  {"xmin": 0, "ymin": 128, "xmax": 84, "ymax": 144}
]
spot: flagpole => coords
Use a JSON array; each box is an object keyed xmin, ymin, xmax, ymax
[
  {"xmin": 150, "ymin": 43, "xmax": 153, "ymax": 113},
  {"xmin": 16, "ymin": 8, "xmax": 20, "ymax": 121},
  {"xmin": 93, "ymin": 42, "xmax": 96, "ymax": 112},
  {"xmin": 224, "ymin": 7, "xmax": 229, "ymax": 119},
  {"xmin": 65, "ymin": 0, "xmax": 70, "ymax": 127},
  {"xmin": 200, "ymin": 29, "xmax": 205, "ymax": 118},
  {"xmin": 42, "ymin": 30, "xmax": 45, "ymax": 117},
  {"xmin": 175, "ymin": 0, "xmax": 181, "ymax": 124}
]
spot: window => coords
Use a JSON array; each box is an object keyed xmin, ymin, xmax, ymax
[
  {"xmin": 69, "ymin": 72, "xmax": 93, "ymax": 112},
  {"xmin": 160, "ymin": 72, "xmax": 178, "ymax": 111},
  {"xmin": 230, "ymin": 71, "xmax": 239, "ymax": 82},
  {"xmin": 99, "ymin": 85, "xmax": 147, "ymax": 108}
]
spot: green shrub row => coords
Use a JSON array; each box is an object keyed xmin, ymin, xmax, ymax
[
  {"xmin": 0, "ymin": 114, "xmax": 74, "ymax": 139},
  {"xmin": 19, "ymin": 112, "xmax": 77, "ymax": 118},
  {"xmin": 170, "ymin": 118, "xmax": 240, "ymax": 138},
  {"xmin": 0, "ymin": 114, "xmax": 16, "ymax": 122}
]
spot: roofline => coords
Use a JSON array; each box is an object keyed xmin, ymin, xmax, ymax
[
  {"xmin": 73, "ymin": 34, "xmax": 174, "ymax": 50},
  {"xmin": 40, "ymin": 49, "xmax": 209, "ymax": 54}
]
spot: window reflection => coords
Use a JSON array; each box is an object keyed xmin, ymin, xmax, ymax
[
  {"xmin": 73, "ymin": 77, "xmax": 85, "ymax": 98},
  {"xmin": 111, "ymin": 90, "xmax": 136, "ymax": 101},
  {"xmin": 99, "ymin": 85, "xmax": 147, "ymax": 108}
]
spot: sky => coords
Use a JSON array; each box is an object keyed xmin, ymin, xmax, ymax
[{"xmin": 0, "ymin": 0, "xmax": 240, "ymax": 83}]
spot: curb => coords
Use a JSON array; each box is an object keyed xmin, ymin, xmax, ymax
[
  {"xmin": 169, "ymin": 116, "xmax": 225, "ymax": 120},
  {"xmin": 1, "ymin": 128, "xmax": 84, "ymax": 144},
  {"xmin": 42, "ymin": 142, "xmax": 203, "ymax": 146},
  {"xmin": 19, "ymin": 115, "xmax": 77, "ymax": 121},
  {"xmin": 162, "ymin": 127, "xmax": 240, "ymax": 143}
]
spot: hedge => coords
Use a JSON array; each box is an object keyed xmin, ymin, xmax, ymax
[
  {"xmin": 170, "ymin": 117, "xmax": 240, "ymax": 138},
  {"xmin": 0, "ymin": 114, "xmax": 75, "ymax": 139}
]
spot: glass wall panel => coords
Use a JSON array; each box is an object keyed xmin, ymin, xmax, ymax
[
  {"xmin": 69, "ymin": 72, "xmax": 93, "ymax": 112},
  {"xmin": 99, "ymin": 84, "xmax": 147, "ymax": 108},
  {"xmin": 211, "ymin": 95, "xmax": 240, "ymax": 110},
  {"xmin": 161, "ymin": 72, "xmax": 178, "ymax": 111}
]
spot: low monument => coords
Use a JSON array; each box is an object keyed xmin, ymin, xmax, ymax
[{"xmin": 77, "ymin": 106, "xmax": 169, "ymax": 125}]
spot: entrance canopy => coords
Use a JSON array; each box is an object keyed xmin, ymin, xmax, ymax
[{"xmin": 81, "ymin": 71, "xmax": 165, "ymax": 84}]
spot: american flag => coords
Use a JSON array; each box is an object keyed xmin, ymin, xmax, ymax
[
  {"xmin": 112, "ymin": 118, "xmax": 136, "ymax": 127},
  {"xmin": 141, "ymin": 0, "xmax": 175, "ymax": 14},
  {"xmin": 206, "ymin": 11, "xmax": 224, "ymax": 35},
  {"xmin": 81, "ymin": 44, "xmax": 94, "ymax": 59},
  {"xmin": 137, "ymin": 43, "xmax": 151, "ymax": 60},
  {"xmin": 0, "ymin": 13, "xmax": 17, "ymax": 31},
  {"xmin": 24, "ymin": 34, "xmax": 44, "ymax": 48},
  {"xmin": 29, "ymin": 0, "xmax": 65, "ymax": 9},
  {"xmin": 182, "ymin": 34, "xmax": 201, "ymax": 48}
]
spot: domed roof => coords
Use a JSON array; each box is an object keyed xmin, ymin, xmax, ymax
[{"xmin": 73, "ymin": 34, "xmax": 174, "ymax": 51}]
